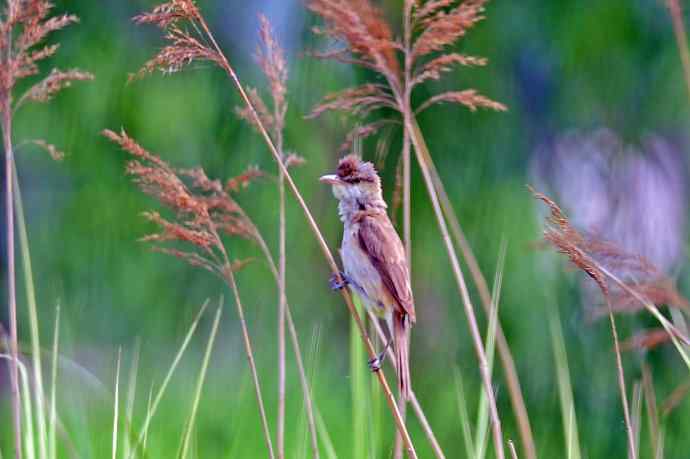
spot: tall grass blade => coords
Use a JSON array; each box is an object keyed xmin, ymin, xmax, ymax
[
  {"xmin": 142, "ymin": 384, "xmax": 153, "ymax": 456},
  {"xmin": 179, "ymin": 304, "xmax": 222, "ymax": 459},
  {"xmin": 12, "ymin": 163, "xmax": 48, "ymax": 459},
  {"xmin": 48, "ymin": 304, "xmax": 60, "ymax": 459},
  {"xmin": 655, "ymin": 427, "xmax": 665, "ymax": 459},
  {"xmin": 315, "ymin": 406, "xmax": 338, "ymax": 459},
  {"xmin": 454, "ymin": 366, "xmax": 476, "ymax": 458},
  {"xmin": 112, "ymin": 349, "xmax": 122, "ymax": 459},
  {"xmin": 641, "ymin": 363, "xmax": 659, "ymax": 457},
  {"xmin": 631, "ymin": 382, "xmax": 642, "ymax": 459},
  {"xmin": 123, "ymin": 340, "xmax": 140, "ymax": 459},
  {"xmin": 548, "ymin": 309, "xmax": 581, "ymax": 459},
  {"xmin": 128, "ymin": 300, "xmax": 209, "ymax": 459},
  {"xmin": 0, "ymin": 356, "xmax": 35, "ymax": 459},
  {"xmin": 475, "ymin": 240, "xmax": 506, "ymax": 459}
]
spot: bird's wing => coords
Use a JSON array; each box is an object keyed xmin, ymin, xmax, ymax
[{"xmin": 357, "ymin": 213, "xmax": 415, "ymax": 322}]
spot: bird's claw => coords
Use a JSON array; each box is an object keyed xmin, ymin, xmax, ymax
[
  {"xmin": 368, "ymin": 352, "xmax": 384, "ymax": 372},
  {"xmin": 329, "ymin": 272, "xmax": 349, "ymax": 291}
]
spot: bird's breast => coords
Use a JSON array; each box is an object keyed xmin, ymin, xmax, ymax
[{"xmin": 341, "ymin": 224, "xmax": 393, "ymax": 317}]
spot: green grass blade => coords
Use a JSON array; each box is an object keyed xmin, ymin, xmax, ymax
[
  {"xmin": 475, "ymin": 239, "xmax": 506, "ymax": 459},
  {"xmin": 0, "ymin": 355, "xmax": 35, "ymax": 459},
  {"xmin": 13, "ymin": 160, "xmax": 47, "ymax": 459},
  {"xmin": 454, "ymin": 366, "xmax": 476, "ymax": 459},
  {"xmin": 112, "ymin": 349, "xmax": 122, "ymax": 459},
  {"xmin": 49, "ymin": 304, "xmax": 59, "ymax": 459},
  {"xmin": 128, "ymin": 300, "xmax": 209, "ymax": 459},
  {"xmin": 315, "ymin": 405, "xmax": 338, "ymax": 459},
  {"xmin": 124, "ymin": 340, "xmax": 140, "ymax": 459},
  {"xmin": 548, "ymin": 309, "xmax": 582, "ymax": 459},
  {"xmin": 142, "ymin": 384, "xmax": 153, "ymax": 456},
  {"xmin": 179, "ymin": 304, "xmax": 222, "ymax": 459}
]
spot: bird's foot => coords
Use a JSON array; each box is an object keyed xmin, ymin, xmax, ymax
[
  {"xmin": 329, "ymin": 272, "xmax": 349, "ymax": 291},
  {"xmin": 368, "ymin": 351, "xmax": 386, "ymax": 372}
]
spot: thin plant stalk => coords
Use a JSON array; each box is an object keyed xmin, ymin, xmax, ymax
[
  {"xmin": 277, "ymin": 147, "xmax": 287, "ymax": 459},
  {"xmin": 112, "ymin": 349, "xmax": 122, "ymax": 459},
  {"xmin": 475, "ymin": 241, "xmax": 506, "ymax": 459},
  {"xmin": 667, "ymin": 0, "xmax": 690, "ymax": 102},
  {"xmin": 192, "ymin": 14, "xmax": 417, "ymax": 455},
  {"xmin": 631, "ymin": 382, "xmax": 642, "ymax": 457},
  {"xmin": 508, "ymin": 441, "xmax": 518, "ymax": 459},
  {"xmin": 12, "ymin": 164, "xmax": 48, "ymax": 459},
  {"xmin": 221, "ymin": 263, "xmax": 276, "ymax": 459},
  {"xmin": 404, "ymin": 115, "xmax": 504, "ymax": 459},
  {"xmin": 594, "ymin": 264, "xmax": 690, "ymax": 368},
  {"xmin": 368, "ymin": 311, "xmax": 446, "ymax": 459},
  {"xmin": 604, "ymin": 297, "xmax": 636, "ymax": 459},
  {"xmin": 252, "ymin": 225, "xmax": 320, "ymax": 459},
  {"xmin": 179, "ymin": 305, "xmax": 222, "ymax": 459},
  {"xmin": 127, "ymin": 301, "xmax": 209, "ymax": 459},
  {"xmin": 415, "ymin": 127, "xmax": 535, "ymax": 459},
  {"xmin": 1, "ymin": 20, "xmax": 21, "ymax": 456},
  {"xmin": 49, "ymin": 305, "xmax": 60, "ymax": 459}
]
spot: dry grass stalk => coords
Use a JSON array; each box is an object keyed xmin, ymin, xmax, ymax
[
  {"xmin": 103, "ymin": 128, "xmax": 276, "ymax": 458},
  {"xmin": 308, "ymin": 2, "xmax": 508, "ymax": 457},
  {"xmin": 130, "ymin": 1, "xmax": 418, "ymax": 455},
  {"xmin": 234, "ymin": 15, "xmax": 310, "ymax": 459},
  {"xmin": 367, "ymin": 310, "xmax": 446, "ymax": 459},
  {"xmin": 531, "ymin": 187, "xmax": 645, "ymax": 459},
  {"xmin": 415, "ymin": 139, "xmax": 535, "ymax": 459},
  {"xmin": 0, "ymin": 2, "xmax": 92, "ymax": 458}
]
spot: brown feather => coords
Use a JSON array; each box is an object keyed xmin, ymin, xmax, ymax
[{"xmin": 357, "ymin": 212, "xmax": 416, "ymax": 322}]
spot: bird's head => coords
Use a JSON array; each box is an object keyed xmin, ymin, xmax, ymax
[{"xmin": 320, "ymin": 154, "xmax": 383, "ymax": 206}]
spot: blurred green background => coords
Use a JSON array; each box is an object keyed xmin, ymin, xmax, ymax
[{"xmin": 2, "ymin": 0, "xmax": 690, "ymax": 457}]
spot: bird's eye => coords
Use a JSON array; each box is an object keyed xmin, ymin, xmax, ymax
[{"xmin": 358, "ymin": 200, "xmax": 365, "ymax": 211}]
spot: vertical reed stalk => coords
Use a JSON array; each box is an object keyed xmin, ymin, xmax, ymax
[
  {"xmin": 220, "ymin": 261, "xmax": 276, "ymax": 459},
  {"xmin": 421, "ymin": 143, "xmax": 534, "ymax": 459},
  {"xmin": 277, "ymin": 113, "xmax": 287, "ymax": 459},
  {"xmin": 404, "ymin": 116, "xmax": 504, "ymax": 459},
  {"xmin": 193, "ymin": 15, "xmax": 417, "ymax": 457},
  {"xmin": 12, "ymin": 164, "xmax": 48, "ymax": 459},
  {"xmin": 1, "ymin": 22, "xmax": 22, "ymax": 456},
  {"xmin": 605, "ymin": 298, "xmax": 636, "ymax": 459}
]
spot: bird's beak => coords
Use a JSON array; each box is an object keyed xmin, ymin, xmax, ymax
[{"xmin": 319, "ymin": 174, "xmax": 341, "ymax": 185}]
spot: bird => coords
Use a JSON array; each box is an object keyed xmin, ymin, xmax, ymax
[{"xmin": 320, "ymin": 154, "xmax": 415, "ymax": 400}]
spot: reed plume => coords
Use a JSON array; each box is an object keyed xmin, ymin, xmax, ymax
[
  {"xmin": 235, "ymin": 15, "xmax": 310, "ymax": 459},
  {"xmin": 531, "ymin": 186, "xmax": 690, "ymax": 459},
  {"xmin": 127, "ymin": 1, "xmax": 419, "ymax": 456},
  {"xmin": 308, "ymin": 1, "xmax": 510, "ymax": 457},
  {"xmin": 1, "ymin": 2, "xmax": 92, "ymax": 457}
]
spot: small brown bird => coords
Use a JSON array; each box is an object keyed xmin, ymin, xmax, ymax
[{"xmin": 320, "ymin": 154, "xmax": 415, "ymax": 400}]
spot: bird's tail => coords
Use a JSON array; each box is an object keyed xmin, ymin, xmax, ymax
[{"xmin": 393, "ymin": 312, "xmax": 412, "ymax": 401}]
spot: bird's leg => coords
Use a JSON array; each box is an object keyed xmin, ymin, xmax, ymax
[
  {"xmin": 368, "ymin": 338, "xmax": 392, "ymax": 372},
  {"xmin": 329, "ymin": 271, "xmax": 350, "ymax": 291}
]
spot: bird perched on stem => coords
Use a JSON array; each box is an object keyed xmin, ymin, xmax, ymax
[{"xmin": 320, "ymin": 154, "xmax": 415, "ymax": 400}]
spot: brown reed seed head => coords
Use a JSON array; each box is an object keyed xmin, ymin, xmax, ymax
[
  {"xmin": 530, "ymin": 186, "xmax": 689, "ymax": 319},
  {"xmin": 131, "ymin": 1, "xmax": 222, "ymax": 80},
  {"xmin": 103, "ymin": 128, "xmax": 263, "ymax": 276},
  {"xmin": 235, "ymin": 14, "xmax": 306, "ymax": 169},
  {"xmin": 307, "ymin": 0, "xmax": 506, "ymax": 149},
  {"xmin": 0, "ymin": 1, "xmax": 92, "ymax": 115}
]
